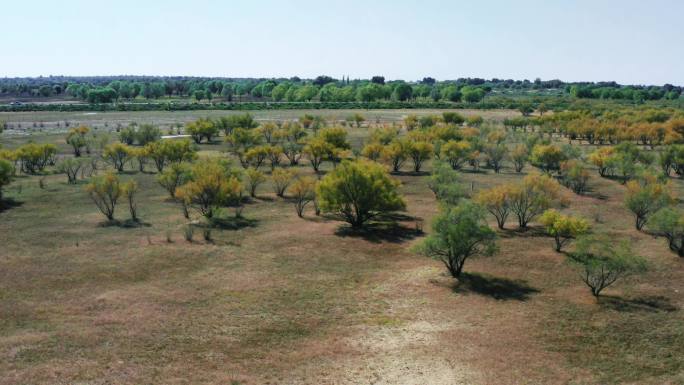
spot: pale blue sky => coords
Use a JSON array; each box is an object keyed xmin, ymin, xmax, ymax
[{"xmin": 3, "ymin": 0, "xmax": 682, "ymax": 85}]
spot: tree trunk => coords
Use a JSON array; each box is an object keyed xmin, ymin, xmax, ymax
[
  {"xmin": 636, "ymin": 215, "xmax": 646, "ymax": 230},
  {"xmin": 554, "ymin": 236, "xmax": 562, "ymax": 252}
]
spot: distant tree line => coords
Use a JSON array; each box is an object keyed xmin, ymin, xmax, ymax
[
  {"xmin": 568, "ymin": 83, "xmax": 682, "ymax": 102},
  {"xmin": 1, "ymin": 76, "xmax": 680, "ymax": 105}
]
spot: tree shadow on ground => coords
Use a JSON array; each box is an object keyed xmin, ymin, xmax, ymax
[
  {"xmin": 600, "ymin": 295, "xmax": 679, "ymax": 313},
  {"xmin": 209, "ymin": 216, "xmax": 259, "ymax": 230},
  {"xmin": 120, "ymin": 219, "xmax": 152, "ymax": 228},
  {"xmin": 251, "ymin": 195, "xmax": 275, "ymax": 202},
  {"xmin": 98, "ymin": 219, "xmax": 152, "ymax": 228},
  {"xmin": 497, "ymin": 226, "xmax": 547, "ymax": 238},
  {"xmin": 302, "ymin": 215, "xmax": 327, "ymax": 223},
  {"xmin": 334, "ymin": 222, "xmax": 423, "ymax": 244},
  {"xmin": 0, "ymin": 198, "xmax": 23, "ymax": 213},
  {"xmin": 454, "ymin": 272, "xmax": 540, "ymax": 301},
  {"xmin": 581, "ymin": 185, "xmax": 609, "ymax": 200},
  {"xmin": 460, "ymin": 168, "xmax": 488, "ymax": 174},
  {"xmin": 391, "ymin": 170, "xmax": 430, "ymax": 177}
]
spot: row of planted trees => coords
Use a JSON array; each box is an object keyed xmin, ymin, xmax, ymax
[{"xmin": 501, "ymin": 108, "xmax": 684, "ymax": 147}]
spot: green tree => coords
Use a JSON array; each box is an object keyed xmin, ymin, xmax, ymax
[
  {"xmin": 226, "ymin": 128, "xmax": 262, "ymax": 167},
  {"xmin": 559, "ymin": 160, "xmax": 590, "ymax": 195},
  {"xmin": 157, "ymin": 162, "xmax": 191, "ymax": 198},
  {"xmin": 417, "ymin": 202, "xmax": 497, "ymax": 278},
  {"xmin": 58, "ymin": 158, "xmax": 83, "ymax": 184},
  {"xmin": 442, "ymin": 112, "xmax": 465, "ymax": 125},
  {"xmin": 215, "ymin": 113, "xmax": 258, "ymax": 135},
  {"xmin": 119, "ymin": 126, "xmax": 137, "ymax": 145},
  {"xmin": 316, "ymin": 159, "xmax": 406, "ymax": 227},
  {"xmin": 186, "ymin": 118, "xmax": 219, "ymax": 144},
  {"xmin": 428, "ymin": 161, "xmax": 465, "ymax": 206},
  {"xmin": 530, "ymin": 144, "xmax": 566, "ymax": 174},
  {"xmin": 135, "ymin": 124, "xmax": 162, "ymax": 145},
  {"xmin": 193, "ymin": 89, "xmax": 206, "ymax": 102},
  {"xmin": 462, "ymin": 87, "xmax": 485, "ymax": 103},
  {"xmin": 518, "ymin": 103, "xmax": 534, "ymax": 116},
  {"xmin": 440, "ymin": 86, "xmax": 461, "ymax": 102},
  {"xmin": 570, "ymin": 235, "xmax": 647, "ymax": 299},
  {"xmin": 0, "ymin": 159, "xmax": 14, "ymax": 200},
  {"xmin": 392, "ymin": 83, "xmax": 413, "ymax": 101},
  {"xmin": 484, "ymin": 144, "xmax": 507, "ymax": 173},
  {"xmin": 624, "ymin": 175, "xmax": 672, "ymax": 230},
  {"xmin": 147, "ymin": 139, "xmax": 197, "ymax": 173},
  {"xmin": 649, "ymin": 208, "xmax": 684, "ymax": 257}
]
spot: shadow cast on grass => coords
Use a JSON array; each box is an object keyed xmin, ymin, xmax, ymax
[
  {"xmin": 600, "ymin": 295, "xmax": 679, "ymax": 313},
  {"xmin": 460, "ymin": 168, "xmax": 488, "ymax": 174},
  {"xmin": 497, "ymin": 226, "xmax": 547, "ymax": 238},
  {"xmin": 391, "ymin": 170, "xmax": 430, "ymax": 177},
  {"xmin": 334, "ymin": 222, "xmax": 423, "ymax": 244},
  {"xmin": 454, "ymin": 272, "xmax": 540, "ymax": 301},
  {"xmin": 209, "ymin": 216, "xmax": 259, "ymax": 230},
  {"xmin": 582, "ymin": 185, "xmax": 609, "ymax": 201},
  {"xmin": 98, "ymin": 219, "xmax": 152, "ymax": 228},
  {"xmin": 0, "ymin": 198, "xmax": 23, "ymax": 213}
]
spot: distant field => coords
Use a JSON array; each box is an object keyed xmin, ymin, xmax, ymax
[{"xmin": 0, "ymin": 108, "xmax": 519, "ymax": 135}]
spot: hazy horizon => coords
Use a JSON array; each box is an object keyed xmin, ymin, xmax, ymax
[{"xmin": 4, "ymin": 0, "xmax": 683, "ymax": 86}]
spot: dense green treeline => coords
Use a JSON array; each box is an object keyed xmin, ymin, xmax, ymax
[{"xmin": 2, "ymin": 76, "xmax": 681, "ymax": 106}]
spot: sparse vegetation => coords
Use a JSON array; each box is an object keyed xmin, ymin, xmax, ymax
[{"xmin": 3, "ymin": 105, "xmax": 684, "ymax": 384}]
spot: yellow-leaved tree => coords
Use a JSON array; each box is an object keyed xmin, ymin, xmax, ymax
[
  {"xmin": 316, "ymin": 159, "xmax": 405, "ymax": 228},
  {"xmin": 508, "ymin": 173, "xmax": 562, "ymax": 229},
  {"xmin": 540, "ymin": 209, "xmax": 590, "ymax": 252},
  {"xmin": 475, "ymin": 185, "xmax": 511, "ymax": 230},
  {"xmin": 624, "ymin": 175, "xmax": 673, "ymax": 230},
  {"xmin": 175, "ymin": 159, "xmax": 243, "ymax": 219},
  {"xmin": 86, "ymin": 173, "xmax": 123, "ymax": 221}
]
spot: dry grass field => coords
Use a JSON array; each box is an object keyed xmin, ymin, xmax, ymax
[
  {"xmin": 1, "ymin": 110, "xmax": 683, "ymax": 384},
  {"xmin": 0, "ymin": 109, "xmax": 515, "ymax": 136}
]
